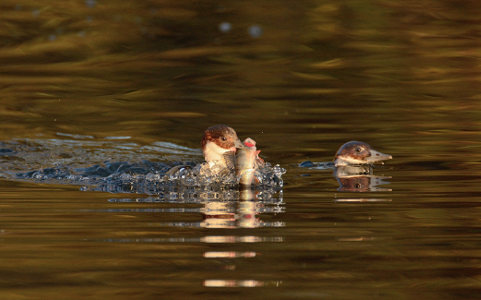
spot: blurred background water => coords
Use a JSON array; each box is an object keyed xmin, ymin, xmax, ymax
[{"xmin": 1, "ymin": 0, "xmax": 481, "ymax": 299}]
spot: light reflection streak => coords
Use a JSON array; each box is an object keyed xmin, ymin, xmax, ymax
[
  {"xmin": 200, "ymin": 236, "xmax": 283, "ymax": 243},
  {"xmin": 104, "ymin": 186, "xmax": 285, "ymax": 288},
  {"xmin": 337, "ymin": 237, "xmax": 375, "ymax": 242},
  {"xmin": 203, "ymin": 280, "xmax": 283, "ymax": 288},
  {"xmin": 203, "ymin": 251, "xmax": 256, "ymax": 258},
  {"xmin": 103, "ymin": 236, "xmax": 283, "ymax": 244},
  {"xmin": 334, "ymin": 198, "xmax": 392, "ymax": 203},
  {"xmin": 204, "ymin": 279, "xmax": 264, "ymax": 287}
]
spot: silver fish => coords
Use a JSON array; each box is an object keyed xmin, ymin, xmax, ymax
[{"xmin": 236, "ymin": 138, "xmax": 261, "ymax": 186}]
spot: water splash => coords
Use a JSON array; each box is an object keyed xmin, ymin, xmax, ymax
[{"xmin": 0, "ymin": 137, "xmax": 284, "ymax": 196}]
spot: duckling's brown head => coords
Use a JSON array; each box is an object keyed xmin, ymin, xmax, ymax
[
  {"xmin": 334, "ymin": 141, "xmax": 392, "ymax": 167},
  {"xmin": 201, "ymin": 124, "xmax": 243, "ymax": 164}
]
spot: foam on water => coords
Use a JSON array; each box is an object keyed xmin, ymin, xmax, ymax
[{"xmin": 0, "ymin": 137, "xmax": 285, "ymax": 197}]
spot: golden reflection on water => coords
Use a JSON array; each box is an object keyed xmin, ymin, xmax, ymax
[
  {"xmin": 203, "ymin": 251, "xmax": 256, "ymax": 258},
  {"xmin": 203, "ymin": 279, "xmax": 266, "ymax": 288}
]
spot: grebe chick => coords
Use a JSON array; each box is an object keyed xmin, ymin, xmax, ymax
[{"xmin": 334, "ymin": 141, "xmax": 392, "ymax": 167}]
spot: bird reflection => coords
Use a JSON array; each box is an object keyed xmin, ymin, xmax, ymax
[
  {"xmin": 105, "ymin": 186, "xmax": 285, "ymax": 289},
  {"xmin": 200, "ymin": 188, "xmax": 284, "ymax": 229},
  {"xmin": 334, "ymin": 166, "xmax": 392, "ymax": 192},
  {"xmin": 107, "ymin": 187, "xmax": 285, "ymax": 229}
]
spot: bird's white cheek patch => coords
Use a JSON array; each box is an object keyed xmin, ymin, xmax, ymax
[
  {"xmin": 334, "ymin": 156, "xmax": 367, "ymax": 166},
  {"xmin": 204, "ymin": 141, "xmax": 231, "ymax": 163}
]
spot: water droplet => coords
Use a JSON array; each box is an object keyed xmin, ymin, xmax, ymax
[
  {"xmin": 219, "ymin": 22, "xmax": 232, "ymax": 33},
  {"xmin": 85, "ymin": 0, "xmax": 97, "ymax": 8},
  {"xmin": 248, "ymin": 25, "xmax": 262, "ymax": 38}
]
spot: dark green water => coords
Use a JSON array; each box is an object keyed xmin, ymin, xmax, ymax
[{"xmin": 1, "ymin": 0, "xmax": 481, "ymax": 299}]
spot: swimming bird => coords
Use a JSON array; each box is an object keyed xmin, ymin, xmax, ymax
[
  {"xmin": 299, "ymin": 141, "xmax": 392, "ymax": 169},
  {"xmin": 333, "ymin": 141, "xmax": 392, "ymax": 167},
  {"xmin": 201, "ymin": 124, "xmax": 243, "ymax": 170}
]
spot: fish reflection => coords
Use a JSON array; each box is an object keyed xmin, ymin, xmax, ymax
[{"xmin": 197, "ymin": 187, "xmax": 283, "ymax": 288}]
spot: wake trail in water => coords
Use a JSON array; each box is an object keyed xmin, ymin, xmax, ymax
[{"xmin": 0, "ymin": 136, "xmax": 284, "ymax": 196}]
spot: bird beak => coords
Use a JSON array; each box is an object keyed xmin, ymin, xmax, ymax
[
  {"xmin": 227, "ymin": 139, "xmax": 244, "ymax": 153},
  {"xmin": 365, "ymin": 149, "xmax": 392, "ymax": 164},
  {"xmin": 234, "ymin": 138, "xmax": 244, "ymax": 149}
]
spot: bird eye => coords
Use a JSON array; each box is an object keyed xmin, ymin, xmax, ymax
[
  {"xmin": 221, "ymin": 136, "xmax": 227, "ymax": 141},
  {"xmin": 356, "ymin": 147, "xmax": 362, "ymax": 152}
]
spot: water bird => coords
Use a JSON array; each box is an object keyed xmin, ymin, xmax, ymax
[
  {"xmin": 333, "ymin": 141, "xmax": 392, "ymax": 167},
  {"xmin": 167, "ymin": 125, "xmax": 284, "ymax": 189},
  {"xmin": 200, "ymin": 124, "xmax": 243, "ymax": 172},
  {"xmin": 299, "ymin": 141, "xmax": 392, "ymax": 192}
]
